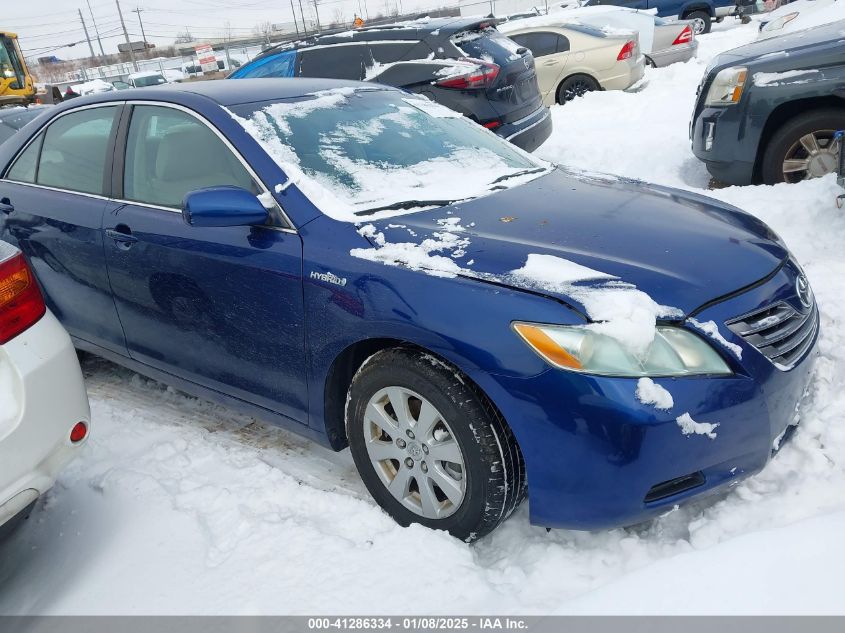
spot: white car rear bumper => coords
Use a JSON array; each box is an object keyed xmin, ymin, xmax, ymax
[{"xmin": 0, "ymin": 311, "xmax": 90, "ymax": 528}]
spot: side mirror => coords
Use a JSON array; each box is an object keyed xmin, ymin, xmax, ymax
[{"xmin": 182, "ymin": 186, "xmax": 270, "ymax": 228}]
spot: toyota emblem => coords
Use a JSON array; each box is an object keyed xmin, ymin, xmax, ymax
[{"xmin": 796, "ymin": 275, "xmax": 813, "ymax": 309}]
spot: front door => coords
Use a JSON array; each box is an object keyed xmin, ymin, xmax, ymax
[{"xmin": 103, "ymin": 104, "xmax": 308, "ymax": 422}]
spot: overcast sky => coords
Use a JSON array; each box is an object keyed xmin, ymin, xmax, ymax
[{"xmin": 10, "ymin": 0, "xmax": 496, "ymax": 61}]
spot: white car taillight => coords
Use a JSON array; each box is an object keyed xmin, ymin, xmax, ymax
[{"xmin": 0, "ymin": 252, "xmax": 46, "ymax": 344}]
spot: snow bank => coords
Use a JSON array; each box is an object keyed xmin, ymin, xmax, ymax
[{"xmin": 636, "ymin": 377, "xmax": 674, "ymax": 410}]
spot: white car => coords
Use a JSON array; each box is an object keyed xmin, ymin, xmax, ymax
[
  {"xmin": 499, "ymin": 15, "xmax": 645, "ymax": 105},
  {"xmin": 758, "ymin": 0, "xmax": 844, "ymax": 37},
  {"xmin": 0, "ymin": 241, "xmax": 90, "ymax": 534},
  {"xmin": 127, "ymin": 71, "xmax": 168, "ymax": 88}
]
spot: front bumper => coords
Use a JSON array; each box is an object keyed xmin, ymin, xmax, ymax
[
  {"xmin": 500, "ymin": 106, "xmax": 553, "ymax": 152},
  {"xmin": 483, "ymin": 259, "xmax": 818, "ymax": 530},
  {"xmin": 690, "ymin": 103, "xmax": 760, "ymax": 186},
  {"xmin": 0, "ymin": 311, "xmax": 90, "ymax": 530}
]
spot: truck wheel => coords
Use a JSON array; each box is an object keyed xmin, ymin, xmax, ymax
[
  {"xmin": 685, "ymin": 11, "xmax": 712, "ymax": 34},
  {"xmin": 346, "ymin": 348, "xmax": 525, "ymax": 542},
  {"xmin": 557, "ymin": 74, "xmax": 600, "ymax": 104},
  {"xmin": 761, "ymin": 109, "xmax": 845, "ymax": 184}
]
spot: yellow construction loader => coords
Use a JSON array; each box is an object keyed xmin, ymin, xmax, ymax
[{"xmin": 0, "ymin": 31, "xmax": 35, "ymax": 106}]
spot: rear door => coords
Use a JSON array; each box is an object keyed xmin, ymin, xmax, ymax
[
  {"xmin": 103, "ymin": 103, "xmax": 308, "ymax": 422},
  {"xmin": 508, "ymin": 31, "xmax": 571, "ymax": 102},
  {"xmin": 0, "ymin": 104, "xmax": 126, "ymax": 353},
  {"xmin": 449, "ymin": 27, "xmax": 543, "ymax": 124}
]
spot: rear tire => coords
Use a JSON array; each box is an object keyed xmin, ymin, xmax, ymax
[
  {"xmin": 685, "ymin": 11, "xmax": 712, "ymax": 34},
  {"xmin": 760, "ymin": 109, "xmax": 845, "ymax": 185},
  {"xmin": 557, "ymin": 74, "xmax": 600, "ymax": 104},
  {"xmin": 346, "ymin": 348, "xmax": 525, "ymax": 541}
]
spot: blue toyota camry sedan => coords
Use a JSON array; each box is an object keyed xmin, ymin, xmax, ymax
[{"xmin": 0, "ymin": 80, "xmax": 818, "ymax": 540}]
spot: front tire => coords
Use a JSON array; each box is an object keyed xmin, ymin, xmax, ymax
[
  {"xmin": 760, "ymin": 109, "xmax": 845, "ymax": 185},
  {"xmin": 685, "ymin": 11, "xmax": 712, "ymax": 34},
  {"xmin": 557, "ymin": 74, "xmax": 600, "ymax": 104},
  {"xmin": 346, "ymin": 348, "xmax": 525, "ymax": 541}
]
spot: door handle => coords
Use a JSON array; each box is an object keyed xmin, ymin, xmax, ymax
[
  {"xmin": 106, "ymin": 226, "xmax": 137, "ymax": 248},
  {"xmin": 0, "ymin": 198, "xmax": 13, "ymax": 214}
]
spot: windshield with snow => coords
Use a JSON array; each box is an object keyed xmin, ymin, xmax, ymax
[{"xmin": 230, "ymin": 87, "xmax": 547, "ymax": 220}]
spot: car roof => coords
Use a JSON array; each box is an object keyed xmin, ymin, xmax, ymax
[
  {"xmin": 253, "ymin": 15, "xmax": 495, "ymax": 59},
  {"xmin": 52, "ymin": 78, "xmax": 382, "ymax": 109}
]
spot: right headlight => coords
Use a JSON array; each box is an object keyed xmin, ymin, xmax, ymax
[
  {"xmin": 704, "ymin": 66, "xmax": 748, "ymax": 106},
  {"xmin": 513, "ymin": 322, "xmax": 733, "ymax": 377},
  {"xmin": 761, "ymin": 12, "xmax": 799, "ymax": 32}
]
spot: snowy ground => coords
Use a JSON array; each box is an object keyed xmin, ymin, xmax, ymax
[{"xmin": 2, "ymin": 21, "xmax": 845, "ymax": 615}]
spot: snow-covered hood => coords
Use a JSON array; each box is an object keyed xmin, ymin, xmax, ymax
[
  {"xmin": 710, "ymin": 19, "xmax": 845, "ymax": 70},
  {"xmin": 359, "ymin": 168, "xmax": 788, "ymax": 318}
]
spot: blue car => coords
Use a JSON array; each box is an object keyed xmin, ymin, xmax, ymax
[{"xmin": 0, "ymin": 79, "xmax": 818, "ymax": 540}]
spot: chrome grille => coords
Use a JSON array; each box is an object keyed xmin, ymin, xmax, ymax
[{"xmin": 726, "ymin": 300, "xmax": 818, "ymax": 370}]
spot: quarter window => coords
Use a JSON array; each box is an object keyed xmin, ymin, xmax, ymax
[
  {"xmin": 5, "ymin": 132, "xmax": 42, "ymax": 183},
  {"xmin": 123, "ymin": 105, "xmax": 257, "ymax": 209},
  {"xmin": 37, "ymin": 106, "xmax": 118, "ymax": 195}
]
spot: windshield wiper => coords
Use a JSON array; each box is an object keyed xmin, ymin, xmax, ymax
[
  {"xmin": 488, "ymin": 167, "xmax": 547, "ymax": 186},
  {"xmin": 353, "ymin": 199, "xmax": 459, "ymax": 216}
]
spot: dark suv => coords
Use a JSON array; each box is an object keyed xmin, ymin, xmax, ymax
[
  {"xmin": 690, "ymin": 20, "xmax": 845, "ymax": 185},
  {"xmin": 229, "ymin": 17, "xmax": 552, "ymax": 152}
]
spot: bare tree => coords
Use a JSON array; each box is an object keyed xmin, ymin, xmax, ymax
[
  {"xmin": 174, "ymin": 29, "xmax": 194, "ymax": 44},
  {"xmin": 253, "ymin": 20, "xmax": 274, "ymax": 44}
]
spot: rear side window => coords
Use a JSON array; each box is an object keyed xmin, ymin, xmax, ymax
[
  {"xmin": 37, "ymin": 106, "xmax": 118, "ymax": 195},
  {"xmin": 367, "ymin": 42, "xmax": 416, "ymax": 64},
  {"xmin": 232, "ymin": 50, "xmax": 297, "ymax": 79},
  {"xmin": 298, "ymin": 45, "xmax": 367, "ymax": 79},
  {"xmin": 452, "ymin": 28, "xmax": 524, "ymax": 63},
  {"xmin": 509, "ymin": 32, "xmax": 569, "ymax": 57},
  {"xmin": 123, "ymin": 105, "xmax": 257, "ymax": 209},
  {"xmin": 5, "ymin": 133, "xmax": 42, "ymax": 183}
]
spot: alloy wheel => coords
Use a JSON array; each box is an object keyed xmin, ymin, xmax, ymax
[
  {"xmin": 564, "ymin": 80, "xmax": 592, "ymax": 101},
  {"xmin": 691, "ymin": 18, "xmax": 706, "ymax": 34},
  {"xmin": 363, "ymin": 386, "xmax": 466, "ymax": 519},
  {"xmin": 782, "ymin": 130, "xmax": 840, "ymax": 183}
]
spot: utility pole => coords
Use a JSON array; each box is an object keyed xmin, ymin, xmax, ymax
[
  {"xmin": 116, "ymin": 0, "xmax": 139, "ymax": 72},
  {"xmin": 87, "ymin": 0, "xmax": 106, "ymax": 58},
  {"xmin": 312, "ymin": 0, "xmax": 322, "ymax": 33},
  {"xmin": 131, "ymin": 7, "xmax": 148, "ymax": 51},
  {"xmin": 289, "ymin": 0, "xmax": 301, "ymax": 37},
  {"xmin": 78, "ymin": 9, "xmax": 96, "ymax": 58},
  {"xmin": 298, "ymin": 0, "xmax": 308, "ymax": 36}
]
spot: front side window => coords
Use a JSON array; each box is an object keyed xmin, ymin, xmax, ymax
[
  {"xmin": 124, "ymin": 105, "xmax": 257, "ymax": 209},
  {"xmin": 37, "ymin": 106, "xmax": 118, "ymax": 195},
  {"xmin": 231, "ymin": 88, "xmax": 547, "ymax": 218}
]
